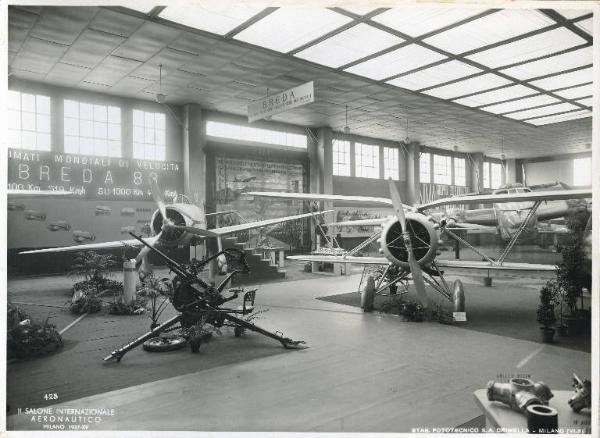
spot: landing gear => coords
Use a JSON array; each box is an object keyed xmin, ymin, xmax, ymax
[
  {"xmin": 361, "ymin": 275, "xmax": 376, "ymax": 312},
  {"xmin": 452, "ymin": 279, "xmax": 465, "ymax": 313}
]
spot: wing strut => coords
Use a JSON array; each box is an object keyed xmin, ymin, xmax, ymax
[
  {"xmin": 443, "ymin": 228, "xmax": 497, "ymax": 265},
  {"xmin": 497, "ymin": 200, "xmax": 542, "ymax": 265}
]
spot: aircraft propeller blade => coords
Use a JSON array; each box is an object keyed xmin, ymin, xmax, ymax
[
  {"xmin": 136, "ymin": 231, "xmax": 162, "ymax": 264},
  {"xmin": 150, "ymin": 179, "xmax": 171, "ymax": 229},
  {"xmin": 388, "ymin": 178, "xmax": 428, "ymax": 308}
]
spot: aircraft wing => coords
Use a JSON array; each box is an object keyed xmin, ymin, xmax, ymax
[
  {"xmin": 205, "ymin": 210, "xmax": 237, "ymax": 217},
  {"xmin": 435, "ymin": 259, "xmax": 556, "ymax": 271},
  {"xmin": 328, "ymin": 218, "xmax": 388, "ymax": 227},
  {"xmin": 286, "ymin": 255, "xmax": 556, "ymax": 270},
  {"xmin": 417, "ymin": 189, "xmax": 592, "ymax": 211},
  {"xmin": 247, "ymin": 191, "xmax": 397, "ymax": 208},
  {"xmin": 19, "ymin": 236, "xmax": 159, "ymax": 255},
  {"xmin": 446, "ymin": 223, "xmax": 497, "ymax": 232},
  {"xmin": 8, "ymin": 189, "xmax": 73, "ymax": 198},
  {"xmin": 212, "ymin": 210, "xmax": 333, "ymax": 236},
  {"xmin": 287, "ymin": 254, "xmax": 390, "ymax": 265}
]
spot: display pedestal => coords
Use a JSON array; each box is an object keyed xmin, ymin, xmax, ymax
[{"xmin": 473, "ymin": 389, "xmax": 590, "ymax": 433}]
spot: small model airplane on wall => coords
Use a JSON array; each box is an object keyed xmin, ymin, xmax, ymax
[
  {"xmin": 19, "ymin": 180, "xmax": 330, "ymax": 274},
  {"xmin": 248, "ymin": 180, "xmax": 591, "ymax": 315}
]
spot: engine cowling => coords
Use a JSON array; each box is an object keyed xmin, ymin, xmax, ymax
[
  {"xmin": 380, "ymin": 212, "xmax": 438, "ymax": 268},
  {"xmin": 150, "ymin": 206, "xmax": 192, "ymax": 244}
]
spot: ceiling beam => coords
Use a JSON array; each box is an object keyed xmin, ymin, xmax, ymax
[{"xmin": 224, "ymin": 7, "xmax": 279, "ymax": 39}]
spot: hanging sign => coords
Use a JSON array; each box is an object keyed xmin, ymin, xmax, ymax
[{"xmin": 248, "ymin": 81, "xmax": 314, "ymax": 123}]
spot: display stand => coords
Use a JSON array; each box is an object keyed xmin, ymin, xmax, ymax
[{"xmin": 473, "ymin": 389, "xmax": 591, "ymax": 433}]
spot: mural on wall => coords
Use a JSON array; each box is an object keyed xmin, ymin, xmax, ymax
[
  {"xmin": 215, "ymin": 156, "xmax": 305, "ymax": 221},
  {"xmin": 333, "ymin": 208, "xmax": 393, "ymax": 238},
  {"xmin": 214, "ymin": 156, "xmax": 307, "ymax": 248},
  {"xmin": 7, "ymin": 149, "xmax": 184, "ymax": 249}
]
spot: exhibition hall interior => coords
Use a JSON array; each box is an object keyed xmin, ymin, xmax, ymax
[{"xmin": 4, "ymin": 3, "xmax": 596, "ymax": 434}]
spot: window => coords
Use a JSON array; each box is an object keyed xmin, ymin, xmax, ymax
[
  {"xmin": 454, "ymin": 157, "xmax": 466, "ymax": 186},
  {"xmin": 433, "ymin": 154, "xmax": 452, "ymax": 185},
  {"xmin": 333, "ymin": 139, "xmax": 351, "ymax": 176},
  {"xmin": 483, "ymin": 162, "xmax": 490, "ymax": 188},
  {"xmin": 64, "ymin": 100, "xmax": 121, "ymax": 157},
  {"xmin": 206, "ymin": 121, "xmax": 307, "ymax": 148},
  {"xmin": 8, "ymin": 90, "xmax": 51, "ymax": 151},
  {"xmin": 483, "ymin": 161, "xmax": 502, "ymax": 189},
  {"xmin": 491, "ymin": 163, "xmax": 502, "ymax": 189},
  {"xmin": 573, "ymin": 157, "xmax": 591, "ymax": 186},
  {"xmin": 383, "ymin": 147, "xmax": 399, "ymax": 180},
  {"xmin": 133, "ymin": 110, "xmax": 166, "ymax": 161},
  {"xmin": 355, "ymin": 143, "xmax": 379, "ymax": 178},
  {"xmin": 420, "ymin": 152, "xmax": 431, "ymax": 183}
]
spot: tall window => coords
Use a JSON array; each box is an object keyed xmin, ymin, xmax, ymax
[
  {"xmin": 383, "ymin": 147, "xmax": 399, "ymax": 180},
  {"xmin": 133, "ymin": 110, "xmax": 166, "ymax": 161},
  {"xmin": 573, "ymin": 157, "xmax": 591, "ymax": 186},
  {"xmin": 332, "ymin": 139, "xmax": 351, "ymax": 176},
  {"xmin": 355, "ymin": 143, "xmax": 379, "ymax": 178},
  {"xmin": 483, "ymin": 161, "xmax": 502, "ymax": 189},
  {"xmin": 433, "ymin": 154, "xmax": 452, "ymax": 185},
  {"xmin": 491, "ymin": 163, "xmax": 502, "ymax": 189},
  {"xmin": 420, "ymin": 152, "xmax": 431, "ymax": 184},
  {"xmin": 8, "ymin": 90, "xmax": 51, "ymax": 151},
  {"xmin": 454, "ymin": 157, "xmax": 466, "ymax": 186},
  {"xmin": 206, "ymin": 120, "xmax": 307, "ymax": 148},
  {"xmin": 64, "ymin": 100, "xmax": 121, "ymax": 157}
]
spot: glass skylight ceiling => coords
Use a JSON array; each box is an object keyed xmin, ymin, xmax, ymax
[
  {"xmin": 371, "ymin": 7, "xmax": 484, "ymax": 37},
  {"xmin": 234, "ymin": 8, "xmax": 352, "ymax": 53},
  {"xmin": 345, "ymin": 44, "xmax": 446, "ymax": 80},
  {"xmin": 295, "ymin": 23, "xmax": 403, "ymax": 68},
  {"xmin": 159, "ymin": 4, "xmax": 268, "ymax": 36},
  {"xmin": 154, "ymin": 5, "xmax": 593, "ymax": 126}
]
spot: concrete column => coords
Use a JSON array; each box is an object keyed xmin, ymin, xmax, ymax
[
  {"xmin": 121, "ymin": 101, "xmax": 133, "ymax": 159},
  {"xmin": 317, "ymin": 127, "xmax": 334, "ymax": 224},
  {"xmin": 182, "ymin": 104, "xmax": 214, "ymax": 278},
  {"xmin": 406, "ymin": 141, "xmax": 419, "ymax": 205},
  {"xmin": 515, "ymin": 159, "xmax": 525, "ymax": 184},
  {"xmin": 182, "ymin": 103, "xmax": 206, "ymax": 206},
  {"xmin": 307, "ymin": 128, "xmax": 322, "ymax": 195},
  {"xmin": 505, "ymin": 159, "xmax": 517, "ymax": 185},
  {"xmin": 469, "ymin": 152, "xmax": 484, "ymax": 193}
]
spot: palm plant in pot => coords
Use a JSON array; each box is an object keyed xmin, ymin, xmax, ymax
[
  {"xmin": 554, "ymin": 209, "xmax": 592, "ymax": 337},
  {"xmin": 537, "ymin": 282, "xmax": 557, "ymax": 343}
]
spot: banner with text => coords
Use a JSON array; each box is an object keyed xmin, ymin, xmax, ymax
[
  {"xmin": 248, "ymin": 81, "xmax": 314, "ymax": 122},
  {"xmin": 8, "ymin": 149, "xmax": 184, "ymax": 201}
]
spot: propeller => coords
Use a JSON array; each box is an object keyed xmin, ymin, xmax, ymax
[
  {"xmin": 150, "ymin": 178, "xmax": 172, "ymax": 230},
  {"xmin": 387, "ymin": 178, "xmax": 428, "ymax": 308}
]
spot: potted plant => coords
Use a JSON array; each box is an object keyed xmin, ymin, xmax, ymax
[
  {"xmin": 553, "ymin": 209, "xmax": 592, "ymax": 337},
  {"xmin": 537, "ymin": 282, "xmax": 556, "ymax": 343}
]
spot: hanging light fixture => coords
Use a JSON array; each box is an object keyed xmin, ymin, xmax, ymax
[
  {"xmin": 155, "ymin": 63, "xmax": 166, "ymax": 104},
  {"xmin": 343, "ymin": 105, "xmax": 350, "ymax": 134}
]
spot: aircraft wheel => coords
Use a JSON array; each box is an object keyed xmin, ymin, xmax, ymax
[
  {"xmin": 234, "ymin": 326, "xmax": 245, "ymax": 337},
  {"xmin": 142, "ymin": 336, "xmax": 187, "ymax": 352},
  {"xmin": 361, "ymin": 275, "xmax": 376, "ymax": 312},
  {"xmin": 453, "ymin": 280, "xmax": 466, "ymax": 313}
]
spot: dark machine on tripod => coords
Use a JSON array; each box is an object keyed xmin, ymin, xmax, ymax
[{"xmin": 103, "ymin": 233, "xmax": 307, "ymax": 362}]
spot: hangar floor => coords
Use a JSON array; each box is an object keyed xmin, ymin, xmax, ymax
[{"xmin": 6, "ymin": 262, "xmax": 591, "ymax": 432}]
